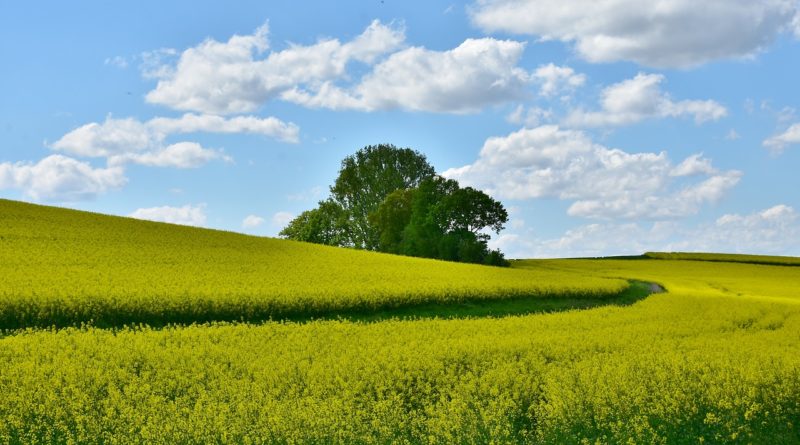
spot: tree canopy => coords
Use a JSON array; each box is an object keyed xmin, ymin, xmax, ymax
[
  {"xmin": 370, "ymin": 176, "xmax": 508, "ymax": 265},
  {"xmin": 280, "ymin": 144, "xmax": 509, "ymax": 266},
  {"xmin": 278, "ymin": 199, "xmax": 349, "ymax": 246},
  {"xmin": 330, "ymin": 144, "xmax": 436, "ymax": 249}
]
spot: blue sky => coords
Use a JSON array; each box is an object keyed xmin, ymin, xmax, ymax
[{"xmin": 2, "ymin": 0, "xmax": 800, "ymax": 258}]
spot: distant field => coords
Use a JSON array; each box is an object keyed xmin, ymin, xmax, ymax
[
  {"xmin": 643, "ymin": 251, "xmax": 800, "ymax": 266},
  {"xmin": 0, "ymin": 199, "xmax": 625, "ymax": 329},
  {"xmin": 1, "ymin": 199, "xmax": 800, "ymax": 444}
]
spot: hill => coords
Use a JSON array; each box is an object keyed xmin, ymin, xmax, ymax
[{"xmin": 0, "ymin": 199, "xmax": 625, "ymax": 329}]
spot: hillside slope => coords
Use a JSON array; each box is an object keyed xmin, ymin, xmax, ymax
[{"xmin": 0, "ymin": 199, "xmax": 625, "ymax": 328}]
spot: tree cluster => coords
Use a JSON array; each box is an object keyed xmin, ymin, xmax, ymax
[{"xmin": 279, "ymin": 144, "xmax": 509, "ymax": 266}]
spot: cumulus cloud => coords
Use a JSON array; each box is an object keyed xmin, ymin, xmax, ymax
[
  {"xmin": 52, "ymin": 117, "xmax": 152, "ymax": 158},
  {"xmin": 139, "ymin": 48, "xmax": 179, "ymax": 79},
  {"xmin": 145, "ymin": 20, "xmax": 405, "ymax": 114},
  {"xmin": 491, "ymin": 223, "xmax": 668, "ymax": 259},
  {"xmin": 282, "ymin": 38, "xmax": 532, "ymax": 113},
  {"xmin": 129, "ymin": 204, "xmax": 207, "ymax": 226},
  {"xmin": 565, "ymin": 73, "xmax": 727, "ymax": 127},
  {"xmin": 108, "ymin": 142, "xmax": 229, "ymax": 168},
  {"xmin": 242, "ymin": 214, "xmax": 265, "ymax": 229},
  {"xmin": 532, "ymin": 64, "xmax": 585, "ymax": 97},
  {"xmin": 669, "ymin": 154, "xmax": 717, "ymax": 177},
  {"xmin": 142, "ymin": 20, "xmax": 539, "ymax": 114},
  {"xmin": 147, "ymin": 114, "xmax": 298, "ymax": 141},
  {"xmin": 702, "ymin": 205, "xmax": 800, "ymax": 254},
  {"xmin": 506, "ymin": 105, "xmax": 552, "ymax": 127},
  {"xmin": 492, "ymin": 205, "xmax": 800, "ymax": 258},
  {"xmin": 51, "ymin": 113, "xmax": 297, "ymax": 168},
  {"xmin": 763, "ymin": 123, "xmax": 800, "ymax": 153},
  {"xmin": 469, "ymin": 0, "xmax": 799, "ymax": 68},
  {"xmin": 0, "ymin": 155, "xmax": 126, "ymax": 201},
  {"xmin": 443, "ymin": 125, "xmax": 741, "ymax": 220}
]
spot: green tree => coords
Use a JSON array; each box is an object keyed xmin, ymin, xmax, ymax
[
  {"xmin": 367, "ymin": 188, "xmax": 414, "ymax": 254},
  {"xmin": 399, "ymin": 176, "xmax": 458, "ymax": 259},
  {"xmin": 278, "ymin": 199, "xmax": 349, "ymax": 246},
  {"xmin": 280, "ymin": 144, "xmax": 509, "ymax": 266},
  {"xmin": 372, "ymin": 176, "xmax": 509, "ymax": 266},
  {"xmin": 330, "ymin": 144, "xmax": 435, "ymax": 249},
  {"xmin": 431, "ymin": 186, "xmax": 508, "ymax": 236}
]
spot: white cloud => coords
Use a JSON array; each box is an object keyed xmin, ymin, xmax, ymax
[
  {"xmin": 532, "ymin": 64, "xmax": 585, "ymax": 97},
  {"xmin": 242, "ymin": 214, "xmax": 265, "ymax": 229},
  {"xmin": 492, "ymin": 205, "xmax": 800, "ymax": 258},
  {"xmin": 0, "ymin": 155, "xmax": 126, "ymax": 201},
  {"xmin": 763, "ymin": 123, "xmax": 800, "ymax": 153},
  {"xmin": 565, "ymin": 73, "xmax": 727, "ymax": 127},
  {"xmin": 139, "ymin": 48, "xmax": 179, "ymax": 79},
  {"xmin": 469, "ymin": 0, "xmax": 799, "ymax": 68},
  {"xmin": 282, "ymin": 38, "xmax": 532, "ymax": 113},
  {"xmin": 492, "ymin": 223, "xmax": 666, "ymax": 259},
  {"xmin": 147, "ymin": 113, "xmax": 299, "ymax": 142},
  {"xmin": 669, "ymin": 154, "xmax": 717, "ymax": 177},
  {"xmin": 51, "ymin": 113, "xmax": 297, "ymax": 168},
  {"xmin": 271, "ymin": 211, "xmax": 295, "ymax": 228},
  {"xmin": 109, "ymin": 142, "xmax": 230, "ymax": 169},
  {"xmin": 443, "ymin": 125, "xmax": 741, "ymax": 220},
  {"xmin": 52, "ymin": 117, "xmax": 152, "ymax": 158},
  {"xmin": 668, "ymin": 205, "xmax": 800, "ymax": 255},
  {"xmin": 143, "ymin": 21, "xmax": 536, "ymax": 114},
  {"xmin": 129, "ymin": 204, "xmax": 207, "ymax": 227},
  {"xmin": 145, "ymin": 20, "xmax": 405, "ymax": 114},
  {"xmin": 506, "ymin": 105, "xmax": 552, "ymax": 127}
]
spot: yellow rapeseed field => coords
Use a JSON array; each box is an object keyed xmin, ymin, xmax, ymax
[
  {"xmin": 0, "ymin": 199, "xmax": 624, "ymax": 328},
  {"xmin": 1, "ymin": 199, "xmax": 800, "ymax": 443}
]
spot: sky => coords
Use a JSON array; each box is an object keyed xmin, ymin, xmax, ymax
[{"xmin": 1, "ymin": 0, "xmax": 800, "ymax": 258}]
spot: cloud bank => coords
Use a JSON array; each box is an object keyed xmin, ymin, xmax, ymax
[
  {"xmin": 0, "ymin": 155, "xmax": 126, "ymax": 201},
  {"xmin": 470, "ymin": 0, "xmax": 799, "ymax": 68},
  {"xmin": 565, "ymin": 74, "xmax": 727, "ymax": 127},
  {"xmin": 444, "ymin": 125, "xmax": 741, "ymax": 220}
]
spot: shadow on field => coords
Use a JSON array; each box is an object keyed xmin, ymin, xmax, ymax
[
  {"xmin": 286, "ymin": 280, "xmax": 662, "ymax": 323},
  {"xmin": 0, "ymin": 281, "xmax": 662, "ymax": 334}
]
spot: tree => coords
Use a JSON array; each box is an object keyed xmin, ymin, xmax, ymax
[
  {"xmin": 367, "ymin": 188, "xmax": 414, "ymax": 254},
  {"xmin": 279, "ymin": 144, "xmax": 510, "ymax": 266},
  {"xmin": 278, "ymin": 199, "xmax": 349, "ymax": 246},
  {"xmin": 371, "ymin": 176, "xmax": 510, "ymax": 266},
  {"xmin": 395, "ymin": 176, "xmax": 456, "ymax": 258},
  {"xmin": 330, "ymin": 144, "xmax": 435, "ymax": 249},
  {"xmin": 431, "ymin": 186, "xmax": 507, "ymax": 236}
]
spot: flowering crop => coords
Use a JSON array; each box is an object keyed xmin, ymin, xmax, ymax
[
  {"xmin": 1, "ymin": 199, "xmax": 800, "ymax": 443},
  {"xmin": 0, "ymin": 199, "xmax": 624, "ymax": 329},
  {"xmin": 643, "ymin": 251, "xmax": 800, "ymax": 266}
]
